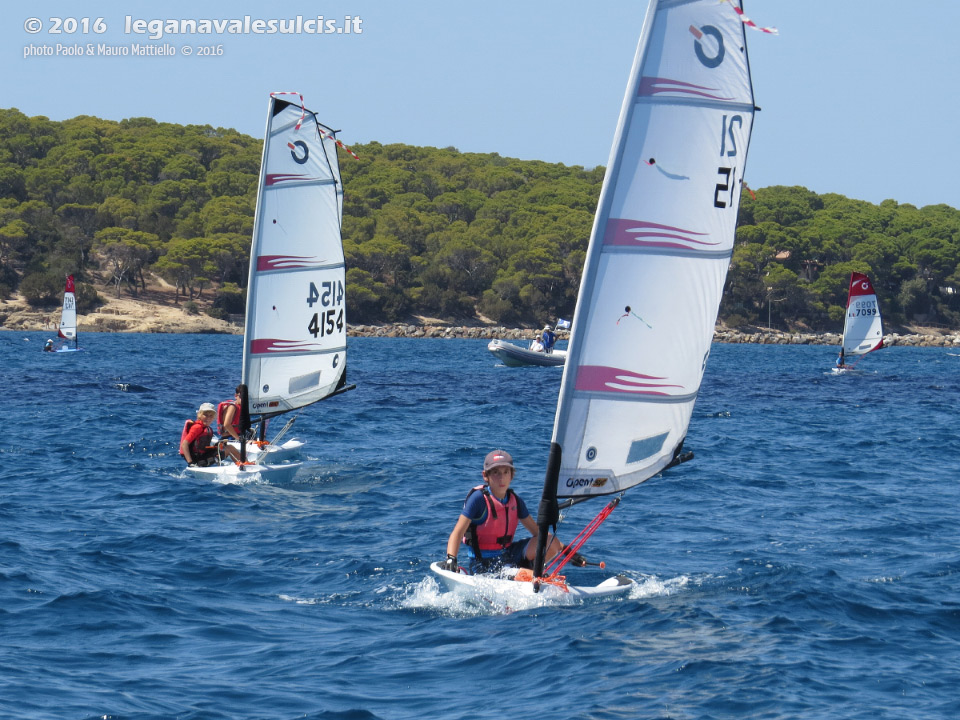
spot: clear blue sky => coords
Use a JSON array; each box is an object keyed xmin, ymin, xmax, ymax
[{"xmin": 3, "ymin": 1, "xmax": 958, "ymax": 210}]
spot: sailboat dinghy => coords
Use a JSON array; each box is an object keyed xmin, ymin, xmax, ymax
[
  {"xmin": 433, "ymin": 0, "xmax": 762, "ymax": 599},
  {"xmin": 834, "ymin": 272, "xmax": 885, "ymax": 372},
  {"xmin": 185, "ymin": 93, "xmax": 354, "ymax": 483},
  {"xmin": 50, "ymin": 275, "xmax": 82, "ymax": 353}
]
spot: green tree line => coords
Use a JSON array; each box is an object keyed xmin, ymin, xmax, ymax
[{"xmin": 2, "ymin": 107, "xmax": 958, "ymax": 329}]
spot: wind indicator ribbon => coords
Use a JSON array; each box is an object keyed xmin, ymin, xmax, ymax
[
  {"xmin": 720, "ymin": 0, "xmax": 778, "ymax": 35},
  {"xmin": 324, "ymin": 133, "xmax": 360, "ymax": 161},
  {"xmin": 269, "ymin": 90, "xmax": 360, "ymax": 159},
  {"xmin": 270, "ymin": 90, "xmax": 306, "ymax": 129}
]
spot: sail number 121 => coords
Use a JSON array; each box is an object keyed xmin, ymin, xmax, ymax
[
  {"xmin": 307, "ymin": 279, "xmax": 344, "ymax": 338},
  {"xmin": 715, "ymin": 114, "xmax": 743, "ymax": 209}
]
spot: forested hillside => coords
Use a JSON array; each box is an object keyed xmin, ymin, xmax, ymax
[{"xmin": 2, "ymin": 107, "xmax": 958, "ymax": 330}]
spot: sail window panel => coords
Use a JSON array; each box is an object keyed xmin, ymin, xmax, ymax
[
  {"xmin": 289, "ymin": 370, "xmax": 321, "ymax": 395},
  {"xmin": 626, "ymin": 431, "xmax": 670, "ymax": 465}
]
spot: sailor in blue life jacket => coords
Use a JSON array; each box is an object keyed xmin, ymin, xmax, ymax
[
  {"xmin": 43, "ymin": 339, "xmax": 55, "ymax": 352},
  {"xmin": 541, "ymin": 324, "xmax": 557, "ymax": 353},
  {"xmin": 836, "ymin": 348, "xmax": 845, "ymax": 368},
  {"xmin": 442, "ymin": 449, "xmax": 582, "ymax": 575}
]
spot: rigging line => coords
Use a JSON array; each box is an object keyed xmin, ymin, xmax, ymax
[{"xmin": 544, "ymin": 495, "xmax": 622, "ymax": 577}]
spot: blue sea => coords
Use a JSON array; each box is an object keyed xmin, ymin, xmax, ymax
[{"xmin": 2, "ymin": 332, "xmax": 960, "ymax": 719}]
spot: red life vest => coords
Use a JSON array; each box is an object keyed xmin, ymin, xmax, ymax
[
  {"xmin": 179, "ymin": 419, "xmax": 213, "ymax": 457},
  {"xmin": 217, "ymin": 400, "xmax": 239, "ymax": 436},
  {"xmin": 463, "ymin": 485, "xmax": 518, "ymax": 554}
]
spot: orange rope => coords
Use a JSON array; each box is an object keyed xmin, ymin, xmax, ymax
[{"xmin": 513, "ymin": 568, "xmax": 569, "ymax": 592}]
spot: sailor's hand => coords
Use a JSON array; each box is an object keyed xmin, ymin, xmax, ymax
[
  {"xmin": 440, "ymin": 554, "xmax": 459, "ymax": 572},
  {"xmin": 570, "ymin": 552, "xmax": 587, "ymax": 567}
]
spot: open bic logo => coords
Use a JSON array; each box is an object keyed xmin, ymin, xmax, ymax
[
  {"xmin": 289, "ymin": 140, "xmax": 309, "ymax": 164},
  {"xmin": 692, "ymin": 25, "xmax": 724, "ymax": 68}
]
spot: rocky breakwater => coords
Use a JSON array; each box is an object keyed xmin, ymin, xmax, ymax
[
  {"xmin": 349, "ymin": 324, "xmax": 541, "ymax": 340},
  {"xmin": 350, "ymin": 324, "xmax": 960, "ymax": 348},
  {"xmin": 711, "ymin": 328, "xmax": 960, "ymax": 347}
]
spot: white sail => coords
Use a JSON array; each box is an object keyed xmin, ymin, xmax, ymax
[
  {"xmin": 842, "ymin": 272, "xmax": 884, "ymax": 356},
  {"xmin": 58, "ymin": 275, "xmax": 77, "ymax": 342},
  {"xmin": 241, "ymin": 96, "xmax": 347, "ymax": 417},
  {"xmin": 552, "ymin": 0, "xmax": 755, "ymax": 498}
]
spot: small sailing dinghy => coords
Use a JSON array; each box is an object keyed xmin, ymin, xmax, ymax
[
  {"xmin": 433, "ymin": 0, "xmax": 759, "ymax": 599},
  {"xmin": 834, "ymin": 272, "xmax": 885, "ymax": 372},
  {"xmin": 49, "ymin": 275, "xmax": 82, "ymax": 353},
  {"xmin": 185, "ymin": 93, "xmax": 353, "ymax": 483}
]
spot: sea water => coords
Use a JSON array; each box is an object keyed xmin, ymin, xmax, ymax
[{"xmin": 1, "ymin": 332, "xmax": 959, "ymax": 719}]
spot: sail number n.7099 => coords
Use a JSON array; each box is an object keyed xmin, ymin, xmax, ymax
[
  {"xmin": 306, "ymin": 279, "xmax": 344, "ymax": 338},
  {"xmin": 849, "ymin": 300, "xmax": 877, "ymax": 317}
]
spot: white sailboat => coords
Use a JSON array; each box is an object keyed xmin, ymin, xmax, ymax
[
  {"xmin": 186, "ymin": 93, "xmax": 353, "ymax": 483},
  {"xmin": 433, "ymin": 0, "xmax": 759, "ymax": 596},
  {"xmin": 51, "ymin": 275, "xmax": 82, "ymax": 353},
  {"xmin": 835, "ymin": 272, "xmax": 884, "ymax": 371}
]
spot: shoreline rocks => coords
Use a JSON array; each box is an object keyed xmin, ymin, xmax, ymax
[
  {"xmin": 348, "ymin": 324, "xmax": 960, "ymax": 348},
  {"xmin": 5, "ymin": 302, "xmax": 960, "ymax": 347}
]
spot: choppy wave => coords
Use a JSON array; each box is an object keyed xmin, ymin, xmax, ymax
[{"xmin": 1, "ymin": 333, "xmax": 959, "ymax": 719}]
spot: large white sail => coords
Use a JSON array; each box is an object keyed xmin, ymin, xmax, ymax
[
  {"xmin": 241, "ymin": 96, "xmax": 347, "ymax": 417},
  {"xmin": 58, "ymin": 275, "xmax": 77, "ymax": 343},
  {"xmin": 551, "ymin": 0, "xmax": 755, "ymax": 498},
  {"xmin": 842, "ymin": 272, "xmax": 884, "ymax": 356}
]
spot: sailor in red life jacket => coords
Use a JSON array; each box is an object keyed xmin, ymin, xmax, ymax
[
  {"xmin": 180, "ymin": 402, "xmax": 241, "ymax": 467},
  {"xmin": 218, "ymin": 386, "xmax": 243, "ymax": 442},
  {"xmin": 442, "ymin": 449, "xmax": 577, "ymax": 575}
]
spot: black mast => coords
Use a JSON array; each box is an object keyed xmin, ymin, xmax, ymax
[
  {"xmin": 532, "ymin": 441, "xmax": 562, "ymax": 588},
  {"xmin": 238, "ymin": 384, "xmax": 251, "ymax": 463}
]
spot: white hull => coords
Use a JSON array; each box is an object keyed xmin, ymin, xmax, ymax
[
  {"xmin": 487, "ymin": 339, "xmax": 567, "ymax": 367},
  {"xmin": 225, "ymin": 439, "xmax": 304, "ymax": 464},
  {"xmin": 429, "ymin": 561, "xmax": 632, "ymax": 600},
  {"xmin": 183, "ymin": 461, "xmax": 302, "ymax": 484}
]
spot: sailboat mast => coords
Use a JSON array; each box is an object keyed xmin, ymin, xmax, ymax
[
  {"xmin": 239, "ymin": 384, "xmax": 251, "ymax": 464},
  {"xmin": 533, "ymin": 442, "xmax": 562, "ymax": 580}
]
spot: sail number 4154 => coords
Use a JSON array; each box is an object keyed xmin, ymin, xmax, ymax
[{"xmin": 307, "ymin": 280, "xmax": 344, "ymax": 338}]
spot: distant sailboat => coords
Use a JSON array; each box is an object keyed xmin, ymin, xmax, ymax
[
  {"xmin": 836, "ymin": 272, "xmax": 884, "ymax": 371},
  {"xmin": 186, "ymin": 92, "xmax": 354, "ymax": 483},
  {"xmin": 433, "ymin": 0, "xmax": 760, "ymax": 596},
  {"xmin": 54, "ymin": 275, "xmax": 82, "ymax": 353}
]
